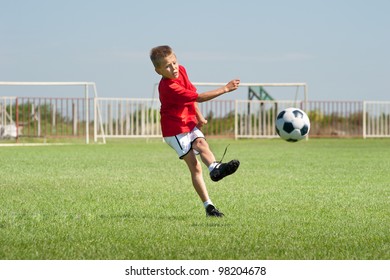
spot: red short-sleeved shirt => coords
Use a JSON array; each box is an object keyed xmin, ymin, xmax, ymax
[{"xmin": 158, "ymin": 65, "xmax": 199, "ymax": 137}]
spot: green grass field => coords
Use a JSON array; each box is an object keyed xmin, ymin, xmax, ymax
[{"xmin": 0, "ymin": 138, "xmax": 389, "ymax": 260}]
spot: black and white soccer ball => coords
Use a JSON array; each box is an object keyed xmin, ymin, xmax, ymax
[{"xmin": 276, "ymin": 107, "xmax": 310, "ymax": 142}]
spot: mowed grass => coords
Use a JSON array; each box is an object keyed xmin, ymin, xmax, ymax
[{"xmin": 0, "ymin": 138, "xmax": 389, "ymax": 260}]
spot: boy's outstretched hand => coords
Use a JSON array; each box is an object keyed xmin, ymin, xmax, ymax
[
  {"xmin": 224, "ymin": 79, "xmax": 240, "ymax": 93},
  {"xmin": 196, "ymin": 79, "xmax": 241, "ymax": 103}
]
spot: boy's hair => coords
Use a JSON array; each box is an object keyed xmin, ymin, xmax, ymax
[{"xmin": 150, "ymin": 45, "xmax": 173, "ymax": 68}]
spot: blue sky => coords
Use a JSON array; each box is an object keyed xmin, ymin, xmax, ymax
[{"xmin": 1, "ymin": 0, "xmax": 389, "ymax": 100}]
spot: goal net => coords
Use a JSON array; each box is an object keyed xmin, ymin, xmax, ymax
[{"xmin": 0, "ymin": 82, "xmax": 105, "ymax": 144}]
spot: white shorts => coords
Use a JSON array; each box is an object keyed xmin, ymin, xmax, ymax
[{"xmin": 164, "ymin": 127, "xmax": 205, "ymax": 159}]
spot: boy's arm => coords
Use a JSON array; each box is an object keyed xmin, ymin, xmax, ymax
[
  {"xmin": 195, "ymin": 102, "xmax": 207, "ymax": 128},
  {"xmin": 196, "ymin": 79, "xmax": 240, "ymax": 103}
]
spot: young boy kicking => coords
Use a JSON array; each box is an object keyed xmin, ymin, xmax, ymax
[{"xmin": 150, "ymin": 45, "xmax": 240, "ymax": 217}]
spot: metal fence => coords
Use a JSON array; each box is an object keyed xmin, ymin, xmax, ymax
[
  {"xmin": 94, "ymin": 98, "xmax": 161, "ymax": 141},
  {"xmin": 214, "ymin": 100, "xmax": 364, "ymax": 139},
  {"xmin": 1, "ymin": 97, "xmax": 390, "ymax": 142},
  {"xmin": 363, "ymin": 101, "xmax": 390, "ymax": 138},
  {"xmin": 306, "ymin": 100, "xmax": 363, "ymax": 138}
]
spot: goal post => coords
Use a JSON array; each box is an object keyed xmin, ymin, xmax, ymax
[{"xmin": 0, "ymin": 81, "xmax": 104, "ymax": 144}]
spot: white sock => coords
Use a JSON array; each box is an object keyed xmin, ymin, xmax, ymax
[
  {"xmin": 203, "ymin": 199, "xmax": 213, "ymax": 208},
  {"xmin": 208, "ymin": 162, "xmax": 218, "ymax": 172}
]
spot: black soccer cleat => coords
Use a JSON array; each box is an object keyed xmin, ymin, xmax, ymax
[
  {"xmin": 210, "ymin": 159, "xmax": 240, "ymax": 182},
  {"xmin": 205, "ymin": 205, "xmax": 224, "ymax": 217}
]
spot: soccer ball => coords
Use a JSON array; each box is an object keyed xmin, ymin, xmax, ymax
[{"xmin": 275, "ymin": 107, "xmax": 310, "ymax": 142}]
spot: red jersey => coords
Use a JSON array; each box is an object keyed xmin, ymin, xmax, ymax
[{"xmin": 158, "ymin": 65, "xmax": 199, "ymax": 137}]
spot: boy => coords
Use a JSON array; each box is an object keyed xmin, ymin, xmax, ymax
[{"xmin": 150, "ymin": 45, "xmax": 240, "ymax": 217}]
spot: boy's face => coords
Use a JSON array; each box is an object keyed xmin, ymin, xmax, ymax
[{"xmin": 155, "ymin": 53, "xmax": 179, "ymax": 79}]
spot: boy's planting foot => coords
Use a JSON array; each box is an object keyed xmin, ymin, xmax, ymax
[{"xmin": 205, "ymin": 204, "xmax": 224, "ymax": 217}]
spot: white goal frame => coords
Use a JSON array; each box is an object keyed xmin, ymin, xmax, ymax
[{"xmin": 0, "ymin": 81, "xmax": 104, "ymax": 144}]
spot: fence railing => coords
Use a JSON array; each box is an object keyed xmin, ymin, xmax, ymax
[
  {"xmin": 1, "ymin": 97, "xmax": 390, "ymax": 142},
  {"xmin": 94, "ymin": 98, "xmax": 161, "ymax": 141},
  {"xmin": 363, "ymin": 101, "xmax": 390, "ymax": 138},
  {"xmin": 306, "ymin": 100, "xmax": 363, "ymax": 138}
]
